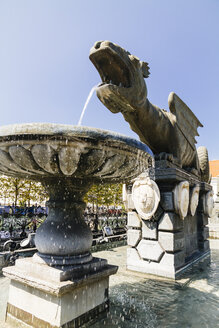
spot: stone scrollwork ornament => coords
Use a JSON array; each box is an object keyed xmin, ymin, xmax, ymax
[
  {"xmin": 190, "ymin": 185, "xmax": 200, "ymax": 216},
  {"xmin": 204, "ymin": 190, "xmax": 214, "ymax": 217},
  {"xmin": 174, "ymin": 181, "xmax": 189, "ymax": 219},
  {"xmin": 132, "ymin": 176, "xmax": 160, "ymax": 220}
]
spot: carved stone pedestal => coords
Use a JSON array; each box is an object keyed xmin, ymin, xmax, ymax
[
  {"xmin": 3, "ymin": 257, "xmax": 117, "ymax": 328},
  {"xmin": 125, "ymin": 160, "xmax": 212, "ymax": 279}
]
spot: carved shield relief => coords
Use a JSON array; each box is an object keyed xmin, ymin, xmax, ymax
[{"xmin": 132, "ymin": 176, "xmax": 160, "ymax": 220}]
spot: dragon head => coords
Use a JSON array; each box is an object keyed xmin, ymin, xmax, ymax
[{"xmin": 89, "ymin": 41, "xmax": 150, "ymax": 113}]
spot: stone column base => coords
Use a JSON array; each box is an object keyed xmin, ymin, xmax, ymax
[
  {"xmin": 127, "ymin": 247, "xmax": 210, "ymax": 279},
  {"xmin": 125, "ymin": 159, "xmax": 212, "ymax": 279},
  {"xmin": 3, "ymin": 257, "xmax": 118, "ymax": 328}
]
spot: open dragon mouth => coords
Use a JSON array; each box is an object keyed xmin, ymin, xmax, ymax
[{"xmin": 89, "ymin": 47, "xmax": 131, "ymax": 88}]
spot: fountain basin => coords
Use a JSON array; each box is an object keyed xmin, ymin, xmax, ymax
[
  {"xmin": 1, "ymin": 123, "xmax": 153, "ymax": 327},
  {"xmin": 0, "ymin": 123, "xmax": 153, "ymax": 265},
  {"xmin": 0, "ymin": 123, "xmax": 153, "ymax": 182}
]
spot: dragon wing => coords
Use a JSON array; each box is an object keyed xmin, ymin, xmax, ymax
[{"xmin": 168, "ymin": 92, "xmax": 203, "ymax": 150}]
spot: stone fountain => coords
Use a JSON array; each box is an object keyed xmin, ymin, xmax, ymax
[
  {"xmin": 1, "ymin": 123, "xmax": 153, "ymax": 327},
  {"xmin": 90, "ymin": 40, "xmax": 214, "ymax": 279}
]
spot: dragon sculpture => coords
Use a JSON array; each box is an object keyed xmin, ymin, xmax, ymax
[{"xmin": 89, "ymin": 40, "xmax": 210, "ymax": 183}]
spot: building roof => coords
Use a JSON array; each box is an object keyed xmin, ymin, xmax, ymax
[{"xmin": 209, "ymin": 160, "xmax": 219, "ymax": 177}]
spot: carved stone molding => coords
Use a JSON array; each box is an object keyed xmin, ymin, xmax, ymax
[
  {"xmin": 190, "ymin": 185, "xmax": 200, "ymax": 216},
  {"xmin": 174, "ymin": 181, "xmax": 189, "ymax": 218},
  {"xmin": 132, "ymin": 176, "xmax": 160, "ymax": 220},
  {"xmin": 204, "ymin": 190, "xmax": 214, "ymax": 217}
]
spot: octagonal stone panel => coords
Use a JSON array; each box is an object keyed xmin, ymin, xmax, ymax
[{"xmin": 137, "ymin": 239, "xmax": 164, "ymax": 262}]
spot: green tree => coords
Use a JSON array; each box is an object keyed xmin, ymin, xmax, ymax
[
  {"xmin": 20, "ymin": 180, "xmax": 48, "ymax": 206},
  {"xmin": 84, "ymin": 183, "xmax": 123, "ymax": 210},
  {"xmin": 0, "ymin": 176, "xmax": 25, "ymax": 206},
  {"xmin": 0, "ymin": 175, "xmax": 48, "ymax": 206}
]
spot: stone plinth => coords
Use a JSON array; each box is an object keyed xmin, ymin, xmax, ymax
[
  {"xmin": 3, "ymin": 257, "xmax": 117, "ymax": 328},
  {"xmin": 126, "ymin": 160, "xmax": 211, "ymax": 279}
]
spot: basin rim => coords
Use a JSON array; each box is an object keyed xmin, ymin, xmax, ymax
[{"xmin": 0, "ymin": 123, "xmax": 153, "ymax": 156}]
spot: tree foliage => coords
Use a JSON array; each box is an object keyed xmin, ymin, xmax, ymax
[
  {"xmin": 0, "ymin": 175, "xmax": 123, "ymax": 209},
  {"xmin": 0, "ymin": 175, "xmax": 48, "ymax": 206},
  {"xmin": 84, "ymin": 183, "xmax": 123, "ymax": 210}
]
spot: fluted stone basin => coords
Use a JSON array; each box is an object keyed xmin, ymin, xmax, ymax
[{"xmin": 0, "ymin": 123, "xmax": 153, "ymax": 267}]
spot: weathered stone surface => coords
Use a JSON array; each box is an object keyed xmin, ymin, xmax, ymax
[
  {"xmin": 190, "ymin": 185, "xmax": 200, "ymax": 216},
  {"xmin": 197, "ymin": 213, "xmax": 209, "ymax": 227},
  {"xmin": 160, "ymin": 192, "xmax": 174, "ymax": 211},
  {"xmin": 126, "ymin": 160, "xmax": 212, "ymax": 278},
  {"xmin": 185, "ymin": 236, "xmax": 198, "ymax": 257},
  {"xmin": 204, "ymin": 190, "xmax": 214, "ymax": 217},
  {"xmin": 127, "ymin": 194, "xmax": 135, "ymax": 210},
  {"xmin": 58, "ymin": 146, "xmax": 82, "ymax": 176},
  {"xmin": 158, "ymin": 231, "xmax": 184, "ymax": 252},
  {"xmin": 9, "ymin": 145, "xmax": 45, "ymax": 175},
  {"xmin": 126, "ymin": 161, "xmax": 212, "ymax": 278},
  {"xmin": 198, "ymin": 227, "xmax": 209, "ymax": 241},
  {"xmin": 173, "ymin": 181, "xmax": 190, "ymax": 218},
  {"xmin": 160, "ymin": 251, "xmax": 185, "ymax": 269},
  {"xmin": 31, "ymin": 144, "xmax": 59, "ymax": 174},
  {"xmin": 0, "ymin": 123, "xmax": 152, "ymax": 182},
  {"xmin": 132, "ymin": 176, "xmax": 160, "ymax": 220},
  {"xmin": 127, "ymin": 211, "xmax": 141, "ymax": 228},
  {"xmin": 158, "ymin": 212, "xmax": 183, "ymax": 231},
  {"xmin": 142, "ymin": 221, "xmax": 157, "ymax": 240},
  {"xmin": 184, "ymin": 215, "xmax": 197, "ymax": 234},
  {"xmin": 15, "ymin": 255, "xmax": 108, "ymax": 282},
  {"xmin": 4, "ymin": 259, "xmax": 117, "ymax": 328},
  {"xmin": 137, "ymin": 240, "xmax": 164, "ymax": 262},
  {"xmin": 127, "ymin": 247, "xmax": 141, "ymax": 263},
  {"xmin": 0, "ymin": 149, "xmax": 32, "ymax": 175},
  {"xmin": 198, "ymin": 240, "xmax": 210, "ymax": 252},
  {"xmin": 153, "ymin": 205, "xmax": 164, "ymax": 221},
  {"xmin": 127, "ymin": 229, "xmax": 141, "ymax": 247},
  {"xmin": 183, "ymin": 215, "xmax": 198, "ymax": 256}
]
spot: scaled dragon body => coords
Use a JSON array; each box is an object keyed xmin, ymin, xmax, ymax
[{"xmin": 90, "ymin": 41, "xmax": 210, "ymax": 182}]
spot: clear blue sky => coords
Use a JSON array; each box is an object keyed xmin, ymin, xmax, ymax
[{"xmin": 0, "ymin": 0, "xmax": 218, "ymax": 159}]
